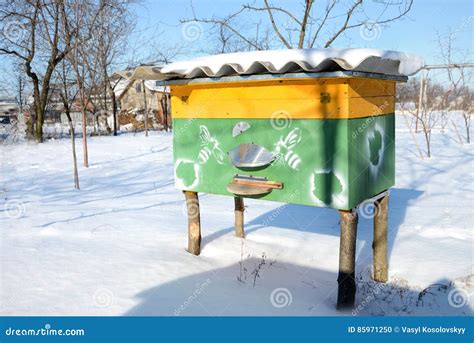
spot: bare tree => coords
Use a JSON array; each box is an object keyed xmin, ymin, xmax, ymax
[
  {"xmin": 458, "ymin": 87, "xmax": 473, "ymax": 143},
  {"xmin": 96, "ymin": 0, "xmax": 136, "ymax": 136},
  {"xmin": 436, "ymin": 30, "xmax": 473, "ymax": 143},
  {"xmin": 13, "ymin": 65, "xmax": 28, "ymax": 117},
  {"xmin": 54, "ymin": 60, "xmax": 80, "ymax": 189},
  {"xmin": 68, "ymin": 37, "xmax": 100, "ymax": 168},
  {"xmin": 0, "ymin": 1, "xmax": 103, "ymax": 143},
  {"xmin": 0, "ymin": 1, "xmax": 65, "ymax": 142},
  {"xmin": 182, "ymin": 0, "xmax": 413, "ymax": 50},
  {"xmin": 66, "ymin": 1, "xmax": 115, "ymax": 166},
  {"xmin": 160, "ymin": 87, "xmax": 170, "ymax": 132},
  {"xmin": 400, "ymin": 79, "xmax": 445, "ymax": 158},
  {"xmin": 107, "ymin": 76, "xmax": 125, "ymax": 134}
]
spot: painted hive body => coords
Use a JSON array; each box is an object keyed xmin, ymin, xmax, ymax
[{"xmin": 172, "ymin": 75, "xmax": 395, "ymax": 210}]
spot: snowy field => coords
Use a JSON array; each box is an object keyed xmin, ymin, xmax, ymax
[{"xmin": 1, "ymin": 113, "xmax": 473, "ymax": 316}]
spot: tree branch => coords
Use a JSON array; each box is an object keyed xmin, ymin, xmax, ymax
[
  {"xmin": 243, "ymin": 3, "xmax": 302, "ymax": 26},
  {"xmin": 181, "ymin": 7, "xmax": 263, "ymax": 50},
  {"xmin": 309, "ymin": 0, "xmax": 337, "ymax": 48},
  {"xmin": 297, "ymin": 0, "xmax": 313, "ymax": 49},
  {"xmin": 263, "ymin": 0, "xmax": 292, "ymax": 48},
  {"xmin": 324, "ymin": 0, "xmax": 364, "ymax": 48}
]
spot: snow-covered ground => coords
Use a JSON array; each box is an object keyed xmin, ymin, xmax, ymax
[{"xmin": 1, "ymin": 113, "xmax": 472, "ymax": 316}]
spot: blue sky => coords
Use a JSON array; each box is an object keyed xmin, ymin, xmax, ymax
[
  {"xmin": 132, "ymin": 0, "xmax": 473, "ymax": 64},
  {"xmin": 0, "ymin": 0, "xmax": 472, "ymax": 97}
]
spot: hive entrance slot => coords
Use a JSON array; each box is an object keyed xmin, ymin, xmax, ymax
[{"xmin": 227, "ymin": 175, "xmax": 283, "ymax": 196}]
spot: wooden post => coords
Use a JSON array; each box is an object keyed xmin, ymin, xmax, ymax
[
  {"xmin": 337, "ymin": 209, "xmax": 358, "ymax": 309},
  {"xmin": 373, "ymin": 193, "xmax": 389, "ymax": 282},
  {"xmin": 142, "ymin": 80, "xmax": 148, "ymax": 137},
  {"xmin": 183, "ymin": 191, "xmax": 201, "ymax": 255},
  {"xmin": 234, "ymin": 197, "xmax": 245, "ymax": 238}
]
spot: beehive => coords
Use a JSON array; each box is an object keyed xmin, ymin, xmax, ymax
[
  {"xmin": 171, "ymin": 73, "xmax": 399, "ymax": 210},
  {"xmin": 116, "ymin": 49, "xmax": 424, "ymax": 309}
]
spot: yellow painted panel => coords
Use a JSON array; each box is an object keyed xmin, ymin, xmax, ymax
[
  {"xmin": 348, "ymin": 78, "xmax": 396, "ymax": 98},
  {"xmin": 171, "ymin": 77, "xmax": 395, "ymax": 119},
  {"xmin": 172, "ymin": 79, "xmax": 347, "ymax": 101},
  {"xmin": 349, "ymin": 96, "xmax": 395, "ymax": 116},
  {"xmin": 172, "ymin": 98, "xmax": 348, "ymax": 119}
]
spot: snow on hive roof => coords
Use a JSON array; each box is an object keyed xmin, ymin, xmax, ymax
[
  {"xmin": 143, "ymin": 80, "xmax": 168, "ymax": 93},
  {"xmin": 118, "ymin": 48, "xmax": 424, "ymax": 81}
]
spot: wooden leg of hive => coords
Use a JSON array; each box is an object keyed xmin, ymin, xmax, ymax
[
  {"xmin": 373, "ymin": 193, "xmax": 389, "ymax": 282},
  {"xmin": 337, "ymin": 209, "xmax": 358, "ymax": 310},
  {"xmin": 184, "ymin": 191, "xmax": 201, "ymax": 255},
  {"xmin": 234, "ymin": 197, "xmax": 245, "ymax": 238}
]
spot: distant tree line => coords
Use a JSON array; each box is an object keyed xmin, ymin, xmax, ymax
[
  {"xmin": 0, "ymin": 0, "xmax": 136, "ymax": 145},
  {"xmin": 0, "ymin": 0, "xmax": 137, "ymax": 189}
]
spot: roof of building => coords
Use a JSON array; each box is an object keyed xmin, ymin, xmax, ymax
[
  {"xmin": 113, "ymin": 79, "xmax": 168, "ymax": 98},
  {"xmin": 116, "ymin": 48, "xmax": 424, "ymax": 81},
  {"xmin": 0, "ymin": 98, "xmax": 17, "ymax": 114}
]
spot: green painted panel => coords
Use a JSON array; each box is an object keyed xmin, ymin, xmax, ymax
[
  {"xmin": 173, "ymin": 114, "xmax": 394, "ymax": 210},
  {"xmin": 348, "ymin": 114, "xmax": 395, "ymax": 207}
]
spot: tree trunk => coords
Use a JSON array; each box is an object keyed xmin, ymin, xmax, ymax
[
  {"xmin": 35, "ymin": 51, "xmax": 61, "ymax": 143},
  {"xmin": 26, "ymin": 57, "xmax": 46, "ymax": 144},
  {"xmin": 142, "ymin": 80, "xmax": 148, "ymax": 137},
  {"xmin": 161, "ymin": 93, "xmax": 169, "ymax": 131},
  {"xmin": 26, "ymin": 113, "xmax": 35, "ymax": 140},
  {"xmin": 111, "ymin": 86, "xmax": 118, "ymax": 136},
  {"xmin": 234, "ymin": 197, "xmax": 245, "ymax": 238},
  {"xmin": 464, "ymin": 114, "xmax": 471, "ymax": 144},
  {"xmin": 66, "ymin": 113, "xmax": 80, "ymax": 189},
  {"xmin": 94, "ymin": 113, "xmax": 99, "ymax": 136},
  {"xmin": 184, "ymin": 191, "xmax": 201, "ymax": 255},
  {"xmin": 337, "ymin": 209, "xmax": 358, "ymax": 309},
  {"xmin": 35, "ymin": 106, "xmax": 44, "ymax": 143},
  {"xmin": 373, "ymin": 193, "xmax": 388, "ymax": 282},
  {"xmin": 424, "ymin": 129, "xmax": 431, "ymax": 158},
  {"xmin": 81, "ymin": 107, "xmax": 89, "ymax": 167},
  {"xmin": 107, "ymin": 77, "xmax": 120, "ymax": 136}
]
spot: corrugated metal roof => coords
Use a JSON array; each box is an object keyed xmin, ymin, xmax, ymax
[
  {"xmin": 116, "ymin": 48, "xmax": 424, "ymax": 81},
  {"xmin": 113, "ymin": 79, "xmax": 169, "ymax": 97}
]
